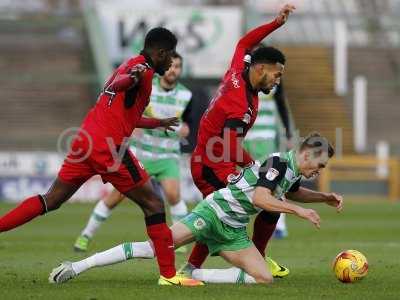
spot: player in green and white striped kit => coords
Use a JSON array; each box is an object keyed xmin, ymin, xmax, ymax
[
  {"xmin": 73, "ymin": 52, "xmax": 192, "ymax": 253},
  {"xmin": 244, "ymin": 83, "xmax": 293, "ymax": 239},
  {"xmin": 53, "ymin": 133, "xmax": 343, "ymax": 285}
]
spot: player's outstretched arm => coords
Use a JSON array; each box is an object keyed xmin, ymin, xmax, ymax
[
  {"xmin": 136, "ymin": 117, "xmax": 179, "ymax": 130},
  {"xmin": 230, "ymin": 4, "xmax": 295, "ymax": 69},
  {"xmin": 252, "ymin": 186, "xmax": 321, "ymax": 228},
  {"xmin": 286, "ymin": 187, "xmax": 344, "ymax": 212}
]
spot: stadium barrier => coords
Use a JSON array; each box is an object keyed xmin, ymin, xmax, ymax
[{"xmin": 318, "ymin": 155, "xmax": 400, "ymax": 202}]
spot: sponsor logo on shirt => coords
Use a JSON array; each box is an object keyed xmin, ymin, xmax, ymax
[
  {"xmin": 266, "ymin": 168, "xmax": 279, "ymax": 181},
  {"xmin": 227, "ymin": 170, "xmax": 244, "ymax": 184},
  {"xmin": 194, "ymin": 217, "xmax": 206, "ymax": 230},
  {"xmin": 231, "ymin": 73, "xmax": 240, "ymax": 88},
  {"xmin": 242, "ymin": 113, "xmax": 251, "ymax": 124}
]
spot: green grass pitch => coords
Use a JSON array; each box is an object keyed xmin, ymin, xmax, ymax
[{"xmin": 1, "ymin": 199, "xmax": 399, "ymax": 299}]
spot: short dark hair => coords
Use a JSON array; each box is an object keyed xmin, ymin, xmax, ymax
[
  {"xmin": 250, "ymin": 46, "xmax": 286, "ymax": 65},
  {"xmin": 171, "ymin": 50, "xmax": 183, "ymax": 62},
  {"xmin": 300, "ymin": 132, "xmax": 335, "ymax": 158},
  {"xmin": 144, "ymin": 27, "xmax": 177, "ymax": 51}
]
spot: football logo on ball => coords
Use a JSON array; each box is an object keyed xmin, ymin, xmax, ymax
[{"xmin": 332, "ymin": 250, "xmax": 368, "ymax": 283}]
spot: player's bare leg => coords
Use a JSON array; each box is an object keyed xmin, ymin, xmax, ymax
[
  {"xmin": 192, "ymin": 246, "xmax": 273, "ymax": 284},
  {"xmin": 103, "ymin": 189, "xmax": 125, "ymax": 209},
  {"xmin": 161, "ymin": 178, "xmax": 187, "ymax": 221},
  {"xmin": 50, "ymin": 221, "xmax": 200, "ymax": 285},
  {"xmin": 74, "ymin": 189, "xmax": 125, "ymax": 251},
  {"xmin": 0, "ymin": 178, "xmax": 81, "ymax": 232}
]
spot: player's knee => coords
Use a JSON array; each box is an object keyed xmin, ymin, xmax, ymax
[
  {"xmin": 44, "ymin": 197, "xmax": 62, "ymax": 212},
  {"xmin": 43, "ymin": 194, "xmax": 63, "ymax": 212},
  {"xmin": 104, "ymin": 190, "xmax": 124, "ymax": 209},
  {"xmin": 165, "ymin": 189, "xmax": 179, "ymax": 205},
  {"xmin": 144, "ymin": 195, "xmax": 165, "ymax": 214}
]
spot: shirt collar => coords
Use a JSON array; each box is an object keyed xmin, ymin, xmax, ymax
[{"xmin": 287, "ymin": 150, "xmax": 300, "ymax": 177}]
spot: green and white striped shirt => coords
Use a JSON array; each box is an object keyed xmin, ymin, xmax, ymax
[
  {"xmin": 206, "ymin": 150, "xmax": 302, "ymax": 228},
  {"xmin": 246, "ymin": 92, "xmax": 279, "ymax": 141},
  {"xmin": 130, "ymin": 76, "xmax": 192, "ymax": 159}
]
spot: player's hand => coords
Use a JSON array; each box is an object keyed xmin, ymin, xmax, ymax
[
  {"xmin": 297, "ymin": 207, "xmax": 321, "ymax": 229},
  {"xmin": 276, "ymin": 4, "xmax": 296, "ymax": 25},
  {"xmin": 160, "ymin": 117, "xmax": 179, "ymax": 132},
  {"xmin": 129, "ymin": 64, "xmax": 147, "ymax": 85},
  {"xmin": 325, "ymin": 193, "xmax": 344, "ymax": 213}
]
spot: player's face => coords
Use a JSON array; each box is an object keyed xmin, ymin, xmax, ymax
[
  {"xmin": 261, "ymin": 63, "xmax": 284, "ymax": 90},
  {"xmin": 300, "ymin": 150, "xmax": 329, "ymax": 179},
  {"xmin": 155, "ymin": 48, "xmax": 175, "ymax": 75},
  {"xmin": 162, "ymin": 57, "xmax": 182, "ymax": 85}
]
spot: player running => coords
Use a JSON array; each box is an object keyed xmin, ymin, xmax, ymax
[
  {"xmin": 49, "ymin": 133, "xmax": 343, "ymax": 285},
  {"xmin": 187, "ymin": 4, "xmax": 295, "ymax": 277},
  {"xmin": 0, "ymin": 28, "xmax": 202, "ymax": 286},
  {"xmin": 73, "ymin": 51, "xmax": 192, "ymax": 253}
]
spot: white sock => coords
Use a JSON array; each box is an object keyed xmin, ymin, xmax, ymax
[
  {"xmin": 276, "ymin": 213, "xmax": 287, "ymax": 231},
  {"xmin": 192, "ymin": 267, "xmax": 256, "ymax": 284},
  {"xmin": 169, "ymin": 200, "xmax": 188, "ymax": 223},
  {"xmin": 81, "ymin": 200, "xmax": 112, "ymax": 238},
  {"xmin": 71, "ymin": 241, "xmax": 154, "ymax": 275}
]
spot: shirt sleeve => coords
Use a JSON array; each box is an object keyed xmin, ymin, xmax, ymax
[
  {"xmin": 224, "ymin": 118, "xmax": 247, "ymax": 137},
  {"xmin": 288, "ymin": 178, "xmax": 301, "ymax": 193},
  {"xmin": 104, "ymin": 61, "xmax": 148, "ymax": 93},
  {"xmin": 230, "ymin": 19, "xmax": 282, "ymax": 70},
  {"xmin": 136, "ymin": 117, "xmax": 161, "ymax": 129},
  {"xmin": 223, "ymin": 93, "xmax": 249, "ymax": 123},
  {"xmin": 256, "ymin": 156, "xmax": 287, "ymax": 191}
]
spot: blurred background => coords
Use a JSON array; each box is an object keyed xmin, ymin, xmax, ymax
[{"xmin": 0, "ymin": 0, "xmax": 399, "ymax": 203}]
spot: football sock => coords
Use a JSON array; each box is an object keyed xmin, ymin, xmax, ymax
[
  {"xmin": 81, "ymin": 200, "xmax": 112, "ymax": 238},
  {"xmin": 145, "ymin": 213, "xmax": 176, "ymax": 278},
  {"xmin": 71, "ymin": 241, "xmax": 154, "ymax": 275},
  {"xmin": 192, "ymin": 267, "xmax": 256, "ymax": 284},
  {"xmin": 0, "ymin": 195, "xmax": 46, "ymax": 232},
  {"xmin": 275, "ymin": 213, "xmax": 287, "ymax": 231},
  {"xmin": 169, "ymin": 200, "xmax": 188, "ymax": 224},
  {"xmin": 188, "ymin": 242, "xmax": 209, "ymax": 268},
  {"xmin": 252, "ymin": 211, "xmax": 279, "ymax": 257}
]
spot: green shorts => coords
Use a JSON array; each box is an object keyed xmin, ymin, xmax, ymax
[
  {"xmin": 142, "ymin": 158, "xmax": 180, "ymax": 181},
  {"xmin": 181, "ymin": 201, "xmax": 252, "ymax": 256}
]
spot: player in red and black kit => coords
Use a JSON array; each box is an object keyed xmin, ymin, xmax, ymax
[
  {"xmin": 0, "ymin": 27, "xmax": 202, "ymax": 286},
  {"xmin": 183, "ymin": 5, "xmax": 295, "ymax": 277}
]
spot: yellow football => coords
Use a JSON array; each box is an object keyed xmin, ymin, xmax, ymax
[{"xmin": 332, "ymin": 250, "xmax": 368, "ymax": 283}]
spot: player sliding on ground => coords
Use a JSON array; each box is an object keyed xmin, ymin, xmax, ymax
[
  {"xmin": 0, "ymin": 28, "xmax": 202, "ymax": 286},
  {"xmin": 50, "ymin": 132, "xmax": 343, "ymax": 284}
]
